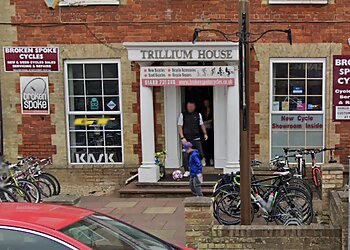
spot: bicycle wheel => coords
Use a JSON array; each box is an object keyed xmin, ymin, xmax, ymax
[
  {"xmin": 35, "ymin": 174, "xmax": 56, "ymax": 196},
  {"xmin": 314, "ymin": 170, "xmax": 322, "ymax": 200},
  {"xmin": 0, "ymin": 187, "xmax": 17, "ymax": 202},
  {"xmin": 18, "ymin": 179, "xmax": 41, "ymax": 203},
  {"xmin": 212, "ymin": 184, "xmax": 238, "ymax": 221},
  {"xmin": 273, "ymin": 188, "xmax": 313, "ymax": 225},
  {"xmin": 41, "ymin": 172, "xmax": 61, "ymax": 195},
  {"xmin": 5, "ymin": 184, "xmax": 31, "ymax": 202},
  {"xmin": 35, "ymin": 180, "xmax": 52, "ymax": 199},
  {"xmin": 288, "ymin": 177, "xmax": 313, "ymax": 199}
]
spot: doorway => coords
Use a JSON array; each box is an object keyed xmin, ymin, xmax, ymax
[{"xmin": 181, "ymin": 86, "xmax": 214, "ymax": 166}]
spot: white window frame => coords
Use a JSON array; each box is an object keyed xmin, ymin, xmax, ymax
[
  {"xmin": 59, "ymin": 0, "xmax": 120, "ymax": 7},
  {"xmin": 269, "ymin": 0, "xmax": 327, "ymax": 4},
  {"xmin": 64, "ymin": 59, "xmax": 124, "ymax": 165},
  {"xmin": 269, "ymin": 58, "xmax": 326, "ymax": 162}
]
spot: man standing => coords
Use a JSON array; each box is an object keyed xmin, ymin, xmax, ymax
[{"xmin": 178, "ymin": 101, "xmax": 208, "ymax": 177}]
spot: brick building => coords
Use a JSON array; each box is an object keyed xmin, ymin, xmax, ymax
[{"xmin": 0, "ymin": 0, "xmax": 349, "ymax": 185}]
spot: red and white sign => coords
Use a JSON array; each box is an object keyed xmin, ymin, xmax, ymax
[
  {"xmin": 141, "ymin": 66, "xmax": 236, "ymax": 86},
  {"xmin": 333, "ymin": 55, "xmax": 350, "ymax": 121},
  {"xmin": 3, "ymin": 47, "xmax": 59, "ymax": 72}
]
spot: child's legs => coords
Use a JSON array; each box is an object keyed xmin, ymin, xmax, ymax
[
  {"xmin": 189, "ymin": 177, "xmax": 197, "ymax": 195},
  {"xmin": 193, "ymin": 176, "xmax": 203, "ymax": 196}
]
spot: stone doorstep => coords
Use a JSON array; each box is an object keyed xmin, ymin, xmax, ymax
[
  {"xmin": 321, "ymin": 163, "xmax": 344, "ymax": 171},
  {"xmin": 338, "ymin": 191, "xmax": 349, "ymax": 202},
  {"xmin": 43, "ymin": 194, "xmax": 81, "ymax": 206}
]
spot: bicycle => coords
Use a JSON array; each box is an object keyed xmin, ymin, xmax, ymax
[{"xmin": 155, "ymin": 151, "xmax": 166, "ymax": 180}]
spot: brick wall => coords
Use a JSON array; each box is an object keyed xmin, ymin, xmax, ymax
[
  {"xmin": 3, "ymin": 0, "xmax": 350, "ymax": 169},
  {"xmin": 329, "ymin": 190, "xmax": 349, "ymax": 250},
  {"xmin": 184, "ymin": 196, "xmax": 343, "ymax": 250}
]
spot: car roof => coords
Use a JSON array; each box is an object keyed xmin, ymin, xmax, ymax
[{"xmin": 0, "ymin": 203, "xmax": 94, "ymax": 230}]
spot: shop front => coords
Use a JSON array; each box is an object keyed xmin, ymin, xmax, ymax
[{"xmin": 124, "ymin": 42, "xmax": 240, "ymax": 182}]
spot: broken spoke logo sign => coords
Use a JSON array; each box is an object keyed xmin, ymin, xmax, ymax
[
  {"xmin": 333, "ymin": 55, "xmax": 350, "ymax": 121},
  {"xmin": 20, "ymin": 77, "xmax": 50, "ymax": 115}
]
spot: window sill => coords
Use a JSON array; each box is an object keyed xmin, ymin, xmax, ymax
[
  {"xmin": 59, "ymin": 0, "xmax": 120, "ymax": 6},
  {"xmin": 269, "ymin": 0, "xmax": 327, "ymax": 4}
]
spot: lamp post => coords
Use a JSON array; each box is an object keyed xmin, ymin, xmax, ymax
[{"xmin": 192, "ymin": 1, "xmax": 292, "ymax": 225}]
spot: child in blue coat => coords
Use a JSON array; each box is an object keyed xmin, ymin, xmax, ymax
[{"xmin": 183, "ymin": 142, "xmax": 203, "ymax": 196}]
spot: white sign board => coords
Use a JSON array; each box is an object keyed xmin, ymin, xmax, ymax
[
  {"xmin": 141, "ymin": 66, "xmax": 236, "ymax": 86},
  {"xmin": 20, "ymin": 77, "xmax": 50, "ymax": 115},
  {"xmin": 335, "ymin": 106, "xmax": 350, "ymax": 120}
]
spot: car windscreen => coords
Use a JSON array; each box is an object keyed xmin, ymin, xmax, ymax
[{"xmin": 60, "ymin": 213, "xmax": 178, "ymax": 250}]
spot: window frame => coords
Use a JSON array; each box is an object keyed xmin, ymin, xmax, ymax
[
  {"xmin": 0, "ymin": 226, "xmax": 79, "ymax": 249},
  {"xmin": 64, "ymin": 59, "xmax": 124, "ymax": 165},
  {"xmin": 269, "ymin": 0, "xmax": 328, "ymax": 4},
  {"xmin": 59, "ymin": 0, "xmax": 120, "ymax": 7},
  {"xmin": 269, "ymin": 58, "xmax": 326, "ymax": 162}
]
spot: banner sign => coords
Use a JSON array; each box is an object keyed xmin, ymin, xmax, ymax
[
  {"xmin": 20, "ymin": 77, "xmax": 50, "ymax": 115},
  {"xmin": 333, "ymin": 55, "xmax": 350, "ymax": 121},
  {"xmin": 271, "ymin": 114, "xmax": 323, "ymax": 130},
  {"xmin": 141, "ymin": 66, "xmax": 236, "ymax": 86},
  {"xmin": 3, "ymin": 47, "xmax": 59, "ymax": 72}
]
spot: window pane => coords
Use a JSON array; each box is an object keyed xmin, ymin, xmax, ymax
[
  {"xmin": 107, "ymin": 147, "xmax": 123, "ymax": 163},
  {"xmin": 105, "ymin": 131, "xmax": 122, "ymax": 146},
  {"xmin": 307, "ymin": 80, "xmax": 322, "ymax": 95},
  {"xmin": 289, "ymin": 96, "xmax": 305, "ymax": 111},
  {"xmin": 272, "ymin": 96, "xmax": 288, "ymax": 111},
  {"xmin": 306, "ymin": 131, "xmax": 323, "ymax": 146},
  {"xmin": 273, "ymin": 80, "xmax": 288, "ymax": 95},
  {"xmin": 271, "ymin": 131, "xmax": 288, "ymax": 146},
  {"xmin": 273, "ymin": 63, "xmax": 288, "ymax": 78},
  {"xmin": 103, "ymin": 80, "xmax": 119, "ymax": 95},
  {"xmin": 70, "ymin": 97, "xmax": 85, "ymax": 111},
  {"xmin": 103, "ymin": 64, "xmax": 118, "ymax": 78},
  {"xmin": 71, "ymin": 147, "xmax": 87, "ymax": 163},
  {"xmin": 105, "ymin": 115, "xmax": 121, "ymax": 130},
  {"xmin": 271, "ymin": 147, "xmax": 284, "ymax": 158},
  {"xmin": 104, "ymin": 97, "xmax": 120, "ymax": 111},
  {"xmin": 68, "ymin": 64, "xmax": 83, "ymax": 79},
  {"xmin": 86, "ymin": 80, "xmax": 102, "ymax": 95},
  {"xmin": 88, "ymin": 131, "xmax": 104, "ymax": 146},
  {"xmin": 87, "ymin": 97, "xmax": 103, "ymax": 111},
  {"xmin": 87, "ymin": 148, "xmax": 105, "ymax": 162},
  {"xmin": 289, "ymin": 63, "xmax": 305, "ymax": 78},
  {"xmin": 85, "ymin": 64, "xmax": 101, "ymax": 78},
  {"xmin": 289, "ymin": 131, "xmax": 305, "ymax": 146},
  {"xmin": 307, "ymin": 97, "xmax": 322, "ymax": 111},
  {"xmin": 70, "ymin": 132, "xmax": 86, "ymax": 146},
  {"xmin": 307, "ymin": 63, "xmax": 322, "ymax": 78},
  {"xmin": 69, "ymin": 114, "xmax": 86, "ymax": 130},
  {"xmin": 289, "ymin": 80, "xmax": 305, "ymax": 95},
  {"xmin": 69, "ymin": 80, "xmax": 84, "ymax": 96}
]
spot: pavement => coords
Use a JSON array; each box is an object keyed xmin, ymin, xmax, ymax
[{"xmin": 79, "ymin": 196, "xmax": 186, "ymax": 246}]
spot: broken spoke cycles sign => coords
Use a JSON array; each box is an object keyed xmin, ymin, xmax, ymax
[
  {"xmin": 333, "ymin": 55, "xmax": 350, "ymax": 121},
  {"xmin": 20, "ymin": 77, "xmax": 50, "ymax": 115},
  {"xmin": 3, "ymin": 47, "xmax": 59, "ymax": 72},
  {"xmin": 141, "ymin": 66, "xmax": 236, "ymax": 86}
]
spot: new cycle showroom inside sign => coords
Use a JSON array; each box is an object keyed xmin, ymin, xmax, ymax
[{"xmin": 20, "ymin": 77, "xmax": 50, "ymax": 115}]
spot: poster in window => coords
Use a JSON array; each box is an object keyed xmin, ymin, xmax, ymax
[
  {"xmin": 282, "ymin": 101, "xmax": 289, "ymax": 111},
  {"xmin": 20, "ymin": 77, "xmax": 50, "ymax": 115},
  {"xmin": 273, "ymin": 101, "xmax": 280, "ymax": 111}
]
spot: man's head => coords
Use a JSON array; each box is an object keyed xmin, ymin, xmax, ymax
[
  {"xmin": 186, "ymin": 101, "xmax": 196, "ymax": 113},
  {"xmin": 203, "ymin": 99, "xmax": 210, "ymax": 108},
  {"xmin": 183, "ymin": 142, "xmax": 193, "ymax": 153}
]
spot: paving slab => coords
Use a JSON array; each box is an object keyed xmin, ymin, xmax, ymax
[
  {"xmin": 143, "ymin": 207, "xmax": 177, "ymax": 214},
  {"xmin": 105, "ymin": 201, "xmax": 138, "ymax": 208}
]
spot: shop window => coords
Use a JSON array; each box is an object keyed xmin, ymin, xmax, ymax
[
  {"xmin": 65, "ymin": 60, "xmax": 123, "ymax": 164},
  {"xmin": 270, "ymin": 59, "xmax": 325, "ymax": 162}
]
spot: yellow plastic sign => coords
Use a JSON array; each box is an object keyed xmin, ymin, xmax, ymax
[{"xmin": 74, "ymin": 118, "xmax": 115, "ymax": 126}]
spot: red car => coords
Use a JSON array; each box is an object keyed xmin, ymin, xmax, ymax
[{"xmin": 0, "ymin": 203, "xmax": 193, "ymax": 250}]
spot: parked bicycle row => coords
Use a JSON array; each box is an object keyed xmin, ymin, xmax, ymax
[
  {"xmin": 212, "ymin": 147, "xmax": 345, "ymax": 226},
  {"xmin": 0, "ymin": 156, "xmax": 61, "ymax": 203}
]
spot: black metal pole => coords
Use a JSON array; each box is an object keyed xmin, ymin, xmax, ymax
[{"xmin": 239, "ymin": 0, "xmax": 251, "ymax": 225}]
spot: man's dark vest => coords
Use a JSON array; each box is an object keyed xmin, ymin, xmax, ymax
[{"xmin": 183, "ymin": 112, "xmax": 200, "ymax": 141}]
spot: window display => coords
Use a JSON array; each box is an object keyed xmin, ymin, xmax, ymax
[
  {"xmin": 66, "ymin": 60, "xmax": 123, "ymax": 164},
  {"xmin": 270, "ymin": 60, "xmax": 324, "ymax": 162}
]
